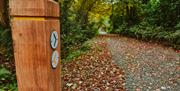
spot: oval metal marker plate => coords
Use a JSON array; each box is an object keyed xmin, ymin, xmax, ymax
[
  {"xmin": 51, "ymin": 51, "xmax": 59, "ymax": 69},
  {"xmin": 50, "ymin": 31, "xmax": 58, "ymax": 49}
]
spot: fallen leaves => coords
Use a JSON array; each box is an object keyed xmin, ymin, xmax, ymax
[
  {"xmin": 62, "ymin": 35, "xmax": 180, "ymax": 91},
  {"xmin": 62, "ymin": 37, "xmax": 125, "ymax": 91}
]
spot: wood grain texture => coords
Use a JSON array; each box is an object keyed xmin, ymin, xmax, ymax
[
  {"xmin": 9, "ymin": 0, "xmax": 59, "ymax": 17},
  {"xmin": 11, "ymin": 19, "xmax": 61, "ymax": 91},
  {"xmin": 46, "ymin": 0, "xmax": 60, "ymax": 17}
]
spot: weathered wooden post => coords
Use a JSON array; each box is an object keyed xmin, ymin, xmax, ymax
[{"xmin": 9, "ymin": 0, "xmax": 61, "ymax": 91}]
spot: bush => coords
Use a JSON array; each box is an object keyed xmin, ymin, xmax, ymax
[
  {"xmin": 112, "ymin": 21, "xmax": 180, "ymax": 49},
  {"xmin": 63, "ymin": 41, "xmax": 91, "ymax": 62},
  {"xmin": 61, "ymin": 22, "xmax": 96, "ymax": 59},
  {"xmin": 145, "ymin": 0, "xmax": 180, "ymax": 30},
  {"xmin": 0, "ymin": 26, "xmax": 16, "ymax": 91},
  {"xmin": 0, "ymin": 27, "xmax": 13, "ymax": 61},
  {"xmin": 0, "ymin": 67, "xmax": 17, "ymax": 91},
  {"xmin": 111, "ymin": 0, "xmax": 180, "ymax": 49}
]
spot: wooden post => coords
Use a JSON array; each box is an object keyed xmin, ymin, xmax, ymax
[{"xmin": 9, "ymin": 0, "xmax": 61, "ymax": 91}]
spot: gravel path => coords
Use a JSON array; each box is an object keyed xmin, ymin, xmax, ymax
[{"xmin": 106, "ymin": 36, "xmax": 180, "ymax": 91}]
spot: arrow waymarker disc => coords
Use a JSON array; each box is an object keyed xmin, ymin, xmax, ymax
[
  {"xmin": 50, "ymin": 31, "xmax": 58, "ymax": 49},
  {"xmin": 51, "ymin": 51, "xmax": 59, "ymax": 69}
]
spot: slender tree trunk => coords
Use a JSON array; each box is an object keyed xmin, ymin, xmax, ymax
[
  {"xmin": 0, "ymin": 0, "xmax": 9, "ymax": 27},
  {"xmin": 83, "ymin": 0, "xmax": 96, "ymax": 25}
]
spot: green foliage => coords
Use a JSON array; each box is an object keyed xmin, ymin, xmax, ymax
[
  {"xmin": 63, "ymin": 41, "xmax": 91, "ymax": 62},
  {"xmin": 0, "ymin": 67, "xmax": 17, "ymax": 91},
  {"xmin": 145, "ymin": 0, "xmax": 180, "ymax": 29},
  {"xmin": 0, "ymin": 26, "xmax": 16, "ymax": 91},
  {"xmin": 175, "ymin": 22, "xmax": 180, "ymax": 30},
  {"xmin": 113, "ymin": 21, "xmax": 180, "ymax": 49},
  {"xmin": 91, "ymin": 16, "xmax": 113, "ymax": 34},
  {"xmin": 61, "ymin": 0, "xmax": 97, "ymax": 59},
  {"xmin": 111, "ymin": 22, "xmax": 128, "ymax": 34},
  {"xmin": 158, "ymin": 0, "xmax": 179, "ymax": 28},
  {"xmin": 111, "ymin": 0, "xmax": 180, "ymax": 49},
  {"xmin": 0, "ymin": 26, "xmax": 13, "ymax": 61},
  {"xmin": 0, "ymin": 68, "xmax": 11, "ymax": 79},
  {"xmin": 61, "ymin": 21, "xmax": 96, "ymax": 58},
  {"xmin": 111, "ymin": 0, "xmax": 143, "ymax": 28}
]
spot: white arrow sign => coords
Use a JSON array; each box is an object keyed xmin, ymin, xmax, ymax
[{"xmin": 50, "ymin": 31, "xmax": 58, "ymax": 49}]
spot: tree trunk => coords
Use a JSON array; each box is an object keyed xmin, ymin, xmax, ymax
[{"xmin": 0, "ymin": 0, "xmax": 9, "ymax": 27}]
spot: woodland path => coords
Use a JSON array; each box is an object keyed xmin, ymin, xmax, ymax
[{"xmin": 62, "ymin": 35, "xmax": 180, "ymax": 91}]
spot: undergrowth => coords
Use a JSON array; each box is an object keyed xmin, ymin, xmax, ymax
[
  {"xmin": 111, "ymin": 22, "xmax": 180, "ymax": 50},
  {"xmin": 0, "ymin": 26, "xmax": 16, "ymax": 91},
  {"xmin": 62, "ymin": 40, "xmax": 92, "ymax": 63},
  {"xmin": 0, "ymin": 67, "xmax": 17, "ymax": 91}
]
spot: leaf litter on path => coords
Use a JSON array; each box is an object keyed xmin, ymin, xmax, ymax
[
  {"xmin": 62, "ymin": 37, "xmax": 125, "ymax": 91},
  {"xmin": 62, "ymin": 35, "xmax": 180, "ymax": 91}
]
